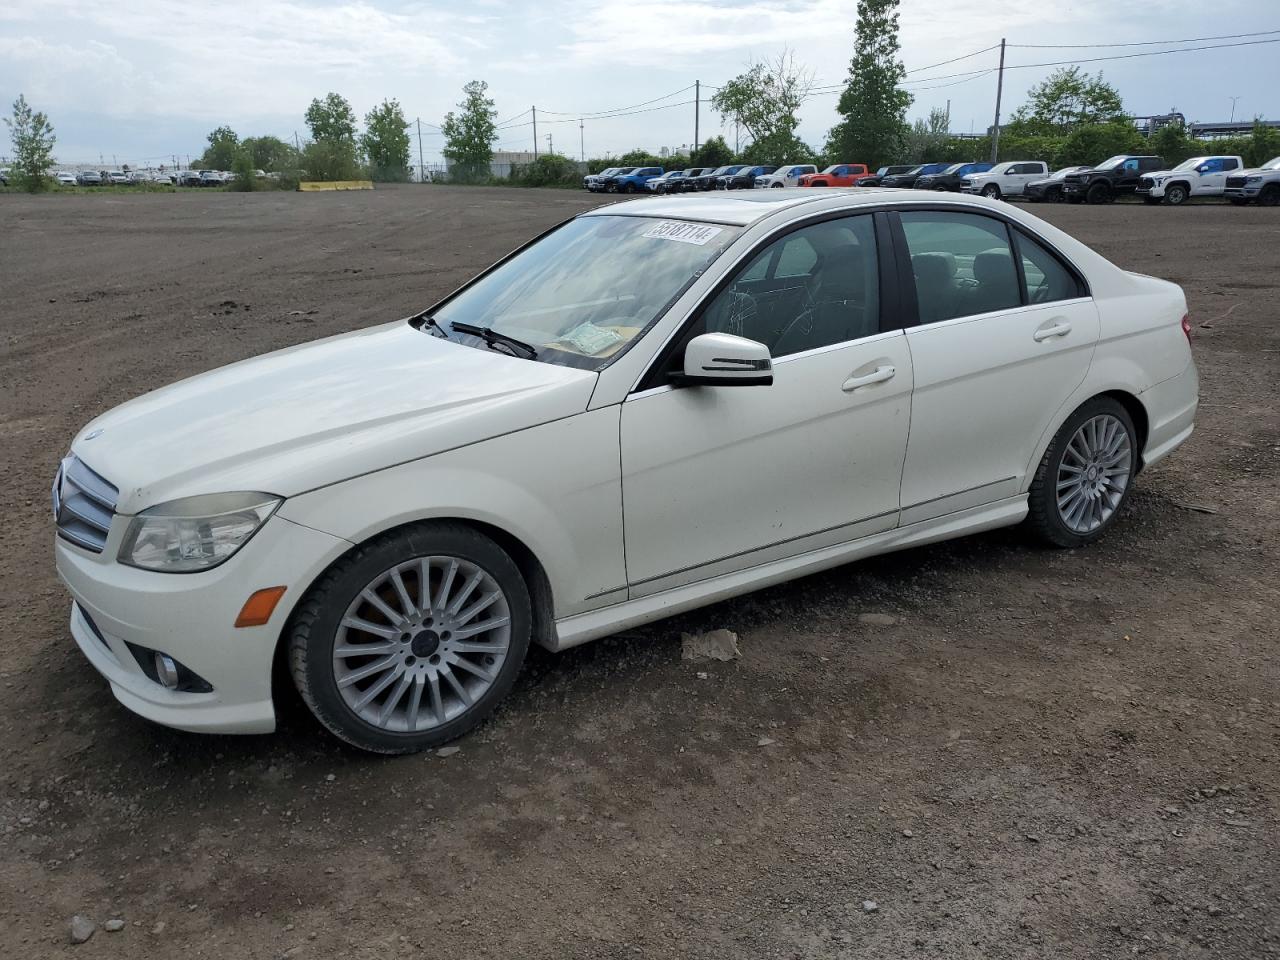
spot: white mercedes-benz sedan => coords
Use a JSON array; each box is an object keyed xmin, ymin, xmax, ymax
[{"xmin": 54, "ymin": 189, "xmax": 1198, "ymax": 753}]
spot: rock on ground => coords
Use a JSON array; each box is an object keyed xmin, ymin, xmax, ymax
[{"xmin": 681, "ymin": 629, "xmax": 741, "ymax": 662}]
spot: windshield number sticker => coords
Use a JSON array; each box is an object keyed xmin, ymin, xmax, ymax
[{"xmin": 643, "ymin": 221, "xmax": 723, "ymax": 245}]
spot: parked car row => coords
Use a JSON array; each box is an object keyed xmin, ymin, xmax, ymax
[
  {"xmin": 46, "ymin": 169, "xmax": 271, "ymax": 188},
  {"xmin": 584, "ymin": 152, "xmax": 1280, "ymax": 206}
]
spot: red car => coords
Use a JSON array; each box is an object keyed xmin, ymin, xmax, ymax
[{"xmin": 797, "ymin": 163, "xmax": 871, "ymax": 187}]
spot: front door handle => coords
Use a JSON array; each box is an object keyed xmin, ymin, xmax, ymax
[
  {"xmin": 842, "ymin": 365, "xmax": 896, "ymax": 392},
  {"xmin": 1033, "ymin": 321, "xmax": 1072, "ymax": 342}
]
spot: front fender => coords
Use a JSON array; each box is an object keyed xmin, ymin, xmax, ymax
[{"xmin": 276, "ymin": 407, "xmax": 626, "ymax": 620}]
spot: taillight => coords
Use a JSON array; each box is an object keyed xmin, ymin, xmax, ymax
[{"xmin": 1181, "ymin": 314, "xmax": 1192, "ymax": 343}]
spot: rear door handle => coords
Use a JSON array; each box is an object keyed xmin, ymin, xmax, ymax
[
  {"xmin": 842, "ymin": 365, "xmax": 896, "ymax": 392},
  {"xmin": 1033, "ymin": 321, "xmax": 1072, "ymax": 342}
]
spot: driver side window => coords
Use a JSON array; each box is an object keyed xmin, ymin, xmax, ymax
[{"xmin": 697, "ymin": 215, "xmax": 881, "ymax": 358}]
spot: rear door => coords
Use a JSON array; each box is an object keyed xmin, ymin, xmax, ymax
[{"xmin": 892, "ymin": 208, "xmax": 1100, "ymax": 524}]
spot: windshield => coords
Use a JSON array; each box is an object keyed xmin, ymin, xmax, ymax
[
  {"xmin": 900, "ymin": 166, "xmax": 923, "ymax": 176},
  {"xmin": 432, "ymin": 215, "xmax": 740, "ymax": 371},
  {"xmin": 1096, "ymin": 155, "xmax": 1128, "ymax": 170},
  {"xmin": 709, "ymin": 166, "xmax": 734, "ymax": 175},
  {"xmin": 1263, "ymin": 157, "xmax": 1280, "ymax": 170},
  {"xmin": 1173, "ymin": 157, "xmax": 1207, "ymax": 172},
  {"xmin": 941, "ymin": 164, "xmax": 964, "ymax": 175}
]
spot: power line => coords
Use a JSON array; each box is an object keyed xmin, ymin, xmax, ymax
[
  {"xmin": 1009, "ymin": 28, "xmax": 1280, "ymax": 49},
  {"xmin": 904, "ymin": 44, "xmax": 1001, "ymax": 75},
  {"xmin": 534, "ymin": 85, "xmax": 695, "ymax": 119}
]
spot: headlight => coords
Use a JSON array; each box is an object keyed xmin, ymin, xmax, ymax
[
  {"xmin": 1246, "ymin": 176, "xmax": 1262, "ymax": 183},
  {"xmin": 119, "ymin": 492, "xmax": 281, "ymax": 572}
]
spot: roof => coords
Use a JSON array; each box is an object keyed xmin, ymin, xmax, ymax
[{"xmin": 582, "ymin": 188, "xmax": 1003, "ymax": 227}]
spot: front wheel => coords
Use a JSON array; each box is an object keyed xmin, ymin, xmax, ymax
[
  {"xmin": 771, "ymin": 182, "xmax": 784, "ymax": 188},
  {"xmin": 1026, "ymin": 398, "xmax": 1137, "ymax": 548},
  {"xmin": 1085, "ymin": 182, "xmax": 1110, "ymax": 204},
  {"xmin": 1258, "ymin": 184, "xmax": 1280, "ymax": 207},
  {"xmin": 982, "ymin": 184, "xmax": 1001, "ymax": 199},
  {"xmin": 289, "ymin": 522, "xmax": 532, "ymax": 754},
  {"xmin": 1164, "ymin": 184, "xmax": 1189, "ymax": 206}
]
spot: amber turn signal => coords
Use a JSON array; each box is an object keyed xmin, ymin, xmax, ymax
[{"xmin": 234, "ymin": 586, "xmax": 287, "ymax": 627}]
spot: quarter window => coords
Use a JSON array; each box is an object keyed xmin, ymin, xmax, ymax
[
  {"xmin": 900, "ymin": 211, "xmax": 1022, "ymax": 323},
  {"xmin": 695, "ymin": 215, "xmax": 881, "ymax": 358},
  {"xmin": 1014, "ymin": 229, "xmax": 1085, "ymax": 304}
]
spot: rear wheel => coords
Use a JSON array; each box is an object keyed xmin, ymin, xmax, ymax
[
  {"xmin": 1026, "ymin": 397, "xmax": 1137, "ymax": 548},
  {"xmin": 290, "ymin": 522, "xmax": 532, "ymax": 754},
  {"xmin": 982, "ymin": 184, "xmax": 1001, "ymax": 199}
]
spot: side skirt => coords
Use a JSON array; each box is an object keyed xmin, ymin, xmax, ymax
[{"xmin": 545, "ymin": 495, "xmax": 1029, "ymax": 651}]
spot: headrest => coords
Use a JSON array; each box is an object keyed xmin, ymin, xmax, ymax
[
  {"xmin": 973, "ymin": 248, "xmax": 1014, "ymax": 284},
  {"xmin": 912, "ymin": 252, "xmax": 957, "ymax": 285}
]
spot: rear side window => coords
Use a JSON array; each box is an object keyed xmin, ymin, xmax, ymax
[
  {"xmin": 1014, "ymin": 229, "xmax": 1086, "ymax": 304},
  {"xmin": 900, "ymin": 211, "xmax": 1022, "ymax": 323}
]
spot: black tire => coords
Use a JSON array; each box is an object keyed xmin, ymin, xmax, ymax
[
  {"xmin": 1085, "ymin": 182, "xmax": 1109, "ymax": 204},
  {"xmin": 289, "ymin": 521, "xmax": 532, "ymax": 754},
  {"xmin": 1026, "ymin": 397, "xmax": 1137, "ymax": 549},
  {"xmin": 624, "ymin": 182, "xmax": 637, "ymax": 194},
  {"xmin": 982, "ymin": 184, "xmax": 1001, "ymax": 199},
  {"xmin": 771, "ymin": 182, "xmax": 784, "ymax": 188},
  {"xmin": 1258, "ymin": 184, "xmax": 1280, "ymax": 207},
  {"xmin": 1142, "ymin": 196, "xmax": 1160, "ymax": 205},
  {"xmin": 1229, "ymin": 198, "xmax": 1250, "ymax": 206},
  {"xmin": 1164, "ymin": 183, "xmax": 1189, "ymax": 206}
]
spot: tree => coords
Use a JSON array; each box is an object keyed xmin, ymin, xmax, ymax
[
  {"xmin": 1054, "ymin": 120, "xmax": 1142, "ymax": 167},
  {"xmin": 901, "ymin": 107, "xmax": 951, "ymax": 162},
  {"xmin": 305, "ymin": 92, "xmax": 358, "ymax": 143},
  {"xmin": 827, "ymin": 0, "xmax": 912, "ymax": 169},
  {"xmin": 5, "ymin": 95, "xmax": 56, "ymax": 191},
  {"xmin": 1011, "ymin": 68, "xmax": 1126, "ymax": 131},
  {"xmin": 361, "ymin": 99, "xmax": 412, "ymax": 182},
  {"xmin": 241, "ymin": 135, "xmax": 299, "ymax": 173},
  {"xmin": 441, "ymin": 81, "xmax": 498, "ymax": 182},
  {"xmin": 1148, "ymin": 120, "xmax": 1202, "ymax": 167},
  {"xmin": 231, "ymin": 146, "xmax": 258, "ymax": 191},
  {"xmin": 691, "ymin": 135, "xmax": 733, "ymax": 168},
  {"xmin": 711, "ymin": 50, "xmax": 814, "ymax": 165},
  {"xmin": 197, "ymin": 125, "xmax": 240, "ymax": 170}
]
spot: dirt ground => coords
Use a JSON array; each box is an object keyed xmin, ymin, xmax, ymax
[{"xmin": 1, "ymin": 186, "xmax": 1277, "ymax": 959}]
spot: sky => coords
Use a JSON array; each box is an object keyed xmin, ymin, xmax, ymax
[{"xmin": 1, "ymin": 0, "xmax": 1276, "ymax": 168}]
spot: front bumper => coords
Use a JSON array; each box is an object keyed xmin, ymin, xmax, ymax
[
  {"xmin": 1224, "ymin": 185, "xmax": 1262, "ymax": 199},
  {"xmin": 56, "ymin": 514, "xmax": 350, "ymax": 735},
  {"xmin": 1136, "ymin": 182, "xmax": 1167, "ymax": 198}
]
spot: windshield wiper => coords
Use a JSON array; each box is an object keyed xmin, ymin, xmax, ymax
[
  {"xmin": 414, "ymin": 312, "xmax": 453, "ymax": 339},
  {"xmin": 448, "ymin": 321, "xmax": 539, "ymax": 360}
]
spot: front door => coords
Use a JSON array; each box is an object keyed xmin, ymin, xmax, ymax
[
  {"xmin": 620, "ymin": 214, "xmax": 912, "ymax": 595},
  {"xmin": 894, "ymin": 209, "xmax": 1101, "ymax": 524}
]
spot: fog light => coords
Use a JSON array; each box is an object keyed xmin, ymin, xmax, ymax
[{"xmin": 154, "ymin": 653, "xmax": 180, "ymax": 690}]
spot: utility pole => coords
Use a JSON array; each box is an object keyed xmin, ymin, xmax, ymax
[
  {"xmin": 416, "ymin": 118, "xmax": 425, "ymax": 182},
  {"xmin": 694, "ymin": 80, "xmax": 700, "ymax": 154},
  {"xmin": 945, "ymin": 99, "xmax": 951, "ymax": 132},
  {"xmin": 990, "ymin": 38, "xmax": 1006, "ymax": 163},
  {"xmin": 294, "ymin": 131, "xmax": 300, "ymax": 152},
  {"xmin": 547, "ymin": 133, "xmax": 553, "ymax": 156},
  {"xmin": 1229, "ymin": 96, "xmax": 1241, "ymax": 123},
  {"xmin": 532, "ymin": 106, "xmax": 538, "ymax": 159},
  {"xmin": 579, "ymin": 119, "xmax": 584, "ymax": 162}
]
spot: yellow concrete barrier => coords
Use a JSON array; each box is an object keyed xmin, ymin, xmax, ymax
[{"xmin": 298, "ymin": 180, "xmax": 374, "ymax": 192}]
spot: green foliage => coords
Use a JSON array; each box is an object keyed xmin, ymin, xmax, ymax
[
  {"xmin": 305, "ymin": 93, "xmax": 358, "ymax": 143},
  {"xmin": 242, "ymin": 135, "xmax": 299, "ymax": 173},
  {"xmin": 711, "ymin": 50, "xmax": 814, "ymax": 166},
  {"xmin": 301, "ymin": 138, "xmax": 363, "ymax": 181},
  {"xmin": 442, "ymin": 80, "xmax": 498, "ymax": 179},
  {"xmin": 1147, "ymin": 121, "xmax": 1203, "ymax": 166},
  {"xmin": 1241, "ymin": 120, "xmax": 1280, "ymax": 166},
  {"xmin": 691, "ymin": 136, "xmax": 733, "ymax": 168},
  {"xmin": 901, "ymin": 108, "xmax": 951, "ymax": 163},
  {"xmin": 362, "ymin": 99, "xmax": 412, "ymax": 182},
  {"xmin": 197, "ymin": 125, "xmax": 240, "ymax": 170},
  {"xmin": 5, "ymin": 94, "xmax": 56, "ymax": 191},
  {"xmin": 508, "ymin": 153, "xmax": 580, "ymax": 187},
  {"xmin": 1010, "ymin": 68, "xmax": 1126, "ymax": 131},
  {"xmin": 231, "ymin": 146, "xmax": 257, "ymax": 191},
  {"xmin": 1054, "ymin": 120, "xmax": 1143, "ymax": 166},
  {"xmin": 828, "ymin": 0, "xmax": 912, "ymax": 169}
]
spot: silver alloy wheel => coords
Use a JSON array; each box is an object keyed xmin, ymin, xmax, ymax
[
  {"xmin": 1056, "ymin": 414, "xmax": 1133, "ymax": 534},
  {"xmin": 333, "ymin": 556, "xmax": 512, "ymax": 733}
]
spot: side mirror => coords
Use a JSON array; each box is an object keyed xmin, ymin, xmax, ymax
[{"xmin": 677, "ymin": 333, "xmax": 773, "ymax": 387}]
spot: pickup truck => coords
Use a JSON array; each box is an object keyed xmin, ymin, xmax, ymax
[
  {"xmin": 857, "ymin": 164, "xmax": 916, "ymax": 187},
  {"xmin": 685, "ymin": 165, "xmax": 747, "ymax": 191},
  {"xmin": 797, "ymin": 163, "xmax": 870, "ymax": 187},
  {"xmin": 583, "ymin": 167, "xmax": 623, "ymax": 191},
  {"xmin": 960, "ymin": 160, "xmax": 1049, "ymax": 198},
  {"xmin": 720, "ymin": 165, "xmax": 776, "ymax": 189},
  {"xmin": 602, "ymin": 166, "xmax": 664, "ymax": 193},
  {"xmin": 755, "ymin": 164, "xmax": 817, "ymax": 188},
  {"xmin": 1061, "ymin": 155, "xmax": 1164, "ymax": 204},
  {"xmin": 1022, "ymin": 166, "xmax": 1090, "ymax": 202},
  {"xmin": 879, "ymin": 162, "xmax": 951, "ymax": 188},
  {"xmin": 1223, "ymin": 156, "xmax": 1280, "ymax": 206},
  {"xmin": 1136, "ymin": 155, "xmax": 1245, "ymax": 205},
  {"xmin": 915, "ymin": 161, "xmax": 994, "ymax": 192}
]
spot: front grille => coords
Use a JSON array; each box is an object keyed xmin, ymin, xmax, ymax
[
  {"xmin": 1226, "ymin": 176, "xmax": 1247, "ymax": 188},
  {"xmin": 1138, "ymin": 177, "xmax": 1154, "ymax": 189},
  {"xmin": 53, "ymin": 455, "xmax": 118, "ymax": 553}
]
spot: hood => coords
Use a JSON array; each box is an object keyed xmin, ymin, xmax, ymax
[{"xmin": 71, "ymin": 320, "xmax": 597, "ymax": 514}]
